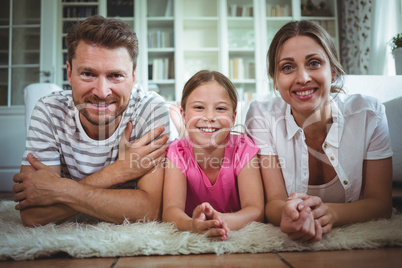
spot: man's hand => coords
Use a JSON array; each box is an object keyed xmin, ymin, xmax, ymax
[
  {"xmin": 13, "ymin": 153, "xmax": 63, "ymax": 210},
  {"xmin": 114, "ymin": 123, "xmax": 169, "ymax": 182}
]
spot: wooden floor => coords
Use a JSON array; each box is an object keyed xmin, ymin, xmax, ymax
[{"xmin": 1, "ymin": 191, "xmax": 402, "ymax": 268}]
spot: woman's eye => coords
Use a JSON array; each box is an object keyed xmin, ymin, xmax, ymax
[
  {"xmin": 309, "ymin": 60, "xmax": 321, "ymax": 68},
  {"xmin": 281, "ymin": 65, "xmax": 293, "ymax": 72}
]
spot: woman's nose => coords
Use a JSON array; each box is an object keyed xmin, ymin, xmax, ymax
[{"xmin": 296, "ymin": 68, "xmax": 311, "ymax": 85}]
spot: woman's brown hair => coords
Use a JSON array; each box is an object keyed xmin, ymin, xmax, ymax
[{"xmin": 267, "ymin": 20, "xmax": 346, "ymax": 93}]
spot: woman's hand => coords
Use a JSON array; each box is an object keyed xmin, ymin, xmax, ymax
[
  {"xmin": 289, "ymin": 193, "xmax": 334, "ymax": 235},
  {"xmin": 280, "ymin": 195, "xmax": 323, "ymax": 242},
  {"xmin": 191, "ymin": 202, "xmax": 229, "ymax": 241}
]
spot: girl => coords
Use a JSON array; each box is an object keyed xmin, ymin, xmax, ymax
[{"xmin": 163, "ymin": 70, "xmax": 264, "ymax": 241}]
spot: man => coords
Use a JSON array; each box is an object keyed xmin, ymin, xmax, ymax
[{"xmin": 12, "ymin": 15, "xmax": 170, "ymax": 226}]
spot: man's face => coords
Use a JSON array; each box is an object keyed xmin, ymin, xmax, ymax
[{"xmin": 67, "ymin": 41, "xmax": 135, "ymax": 129}]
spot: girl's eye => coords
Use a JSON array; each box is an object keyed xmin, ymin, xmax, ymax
[
  {"xmin": 194, "ymin": 106, "xmax": 203, "ymax": 110},
  {"xmin": 217, "ymin": 107, "xmax": 227, "ymax": 111}
]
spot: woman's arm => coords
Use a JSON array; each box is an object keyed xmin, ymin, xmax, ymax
[
  {"xmin": 220, "ymin": 155, "xmax": 264, "ymax": 230},
  {"xmin": 260, "ymin": 155, "xmax": 321, "ymax": 241},
  {"xmin": 293, "ymin": 157, "xmax": 392, "ymax": 236}
]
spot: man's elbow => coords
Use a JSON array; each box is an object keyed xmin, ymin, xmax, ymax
[{"xmin": 20, "ymin": 212, "xmax": 51, "ymax": 227}]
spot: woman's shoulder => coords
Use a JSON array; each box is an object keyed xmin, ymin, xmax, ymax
[
  {"xmin": 334, "ymin": 93, "xmax": 383, "ymax": 117},
  {"xmin": 248, "ymin": 97, "xmax": 286, "ymax": 117}
]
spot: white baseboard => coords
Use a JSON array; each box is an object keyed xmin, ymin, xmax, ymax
[{"xmin": 0, "ymin": 169, "xmax": 19, "ymax": 192}]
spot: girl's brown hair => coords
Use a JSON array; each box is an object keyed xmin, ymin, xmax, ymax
[
  {"xmin": 267, "ymin": 20, "xmax": 346, "ymax": 93},
  {"xmin": 181, "ymin": 70, "xmax": 238, "ymax": 112}
]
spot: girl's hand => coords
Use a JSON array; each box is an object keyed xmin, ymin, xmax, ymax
[
  {"xmin": 280, "ymin": 196, "xmax": 323, "ymax": 242},
  {"xmin": 289, "ymin": 193, "xmax": 333, "ymax": 235},
  {"xmin": 191, "ymin": 202, "xmax": 230, "ymax": 241}
]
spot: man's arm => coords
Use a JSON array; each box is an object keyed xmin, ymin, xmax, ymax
[{"xmin": 13, "ymin": 125, "xmax": 168, "ymax": 226}]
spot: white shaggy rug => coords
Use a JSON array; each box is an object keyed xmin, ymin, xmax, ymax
[{"xmin": 1, "ymin": 201, "xmax": 402, "ymax": 261}]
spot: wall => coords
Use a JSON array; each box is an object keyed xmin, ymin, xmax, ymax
[{"xmin": 0, "ymin": 108, "xmax": 26, "ymax": 191}]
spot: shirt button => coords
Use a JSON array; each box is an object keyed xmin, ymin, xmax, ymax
[
  {"xmin": 330, "ymin": 156, "xmax": 335, "ymax": 161},
  {"xmin": 343, "ymin": 180, "xmax": 348, "ymax": 185},
  {"xmin": 324, "ymin": 143, "xmax": 328, "ymax": 148}
]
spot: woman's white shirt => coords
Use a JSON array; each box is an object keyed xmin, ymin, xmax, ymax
[{"xmin": 245, "ymin": 93, "xmax": 393, "ymax": 202}]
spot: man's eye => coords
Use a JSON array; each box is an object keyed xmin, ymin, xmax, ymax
[{"xmin": 110, "ymin": 74, "xmax": 124, "ymax": 81}]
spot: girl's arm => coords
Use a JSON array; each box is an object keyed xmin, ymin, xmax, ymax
[
  {"xmin": 220, "ymin": 155, "xmax": 264, "ymax": 230},
  {"xmin": 162, "ymin": 158, "xmax": 225, "ymax": 237}
]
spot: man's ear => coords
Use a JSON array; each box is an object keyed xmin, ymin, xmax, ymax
[
  {"xmin": 66, "ymin": 60, "xmax": 72, "ymax": 85},
  {"xmin": 132, "ymin": 66, "xmax": 137, "ymax": 83}
]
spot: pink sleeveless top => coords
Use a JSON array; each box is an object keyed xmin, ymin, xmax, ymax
[{"xmin": 167, "ymin": 134, "xmax": 259, "ymax": 216}]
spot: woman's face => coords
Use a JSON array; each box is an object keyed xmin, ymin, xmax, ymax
[{"xmin": 275, "ymin": 35, "xmax": 334, "ymax": 118}]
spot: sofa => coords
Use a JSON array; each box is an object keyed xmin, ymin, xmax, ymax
[
  {"xmin": 169, "ymin": 75, "xmax": 402, "ymax": 182},
  {"xmin": 342, "ymin": 75, "xmax": 402, "ymax": 182}
]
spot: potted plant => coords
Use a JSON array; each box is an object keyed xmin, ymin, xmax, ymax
[{"xmin": 390, "ymin": 33, "xmax": 402, "ymax": 75}]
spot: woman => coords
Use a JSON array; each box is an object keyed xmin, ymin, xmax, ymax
[{"xmin": 246, "ymin": 20, "xmax": 393, "ymax": 242}]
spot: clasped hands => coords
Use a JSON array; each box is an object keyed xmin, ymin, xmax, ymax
[
  {"xmin": 191, "ymin": 202, "xmax": 230, "ymax": 241},
  {"xmin": 280, "ymin": 193, "xmax": 333, "ymax": 242}
]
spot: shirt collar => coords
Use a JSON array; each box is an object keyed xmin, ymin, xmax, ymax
[
  {"xmin": 284, "ymin": 95, "xmax": 345, "ymax": 145},
  {"xmin": 325, "ymin": 95, "xmax": 344, "ymax": 148},
  {"xmin": 285, "ymin": 104, "xmax": 302, "ymax": 140}
]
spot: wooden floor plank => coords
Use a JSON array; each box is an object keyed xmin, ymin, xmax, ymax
[
  {"xmin": 1, "ymin": 256, "xmax": 117, "ymax": 268},
  {"xmin": 278, "ymin": 248, "xmax": 402, "ymax": 268},
  {"xmin": 115, "ymin": 253, "xmax": 288, "ymax": 268}
]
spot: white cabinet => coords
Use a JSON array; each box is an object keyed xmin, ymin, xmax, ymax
[{"xmin": 57, "ymin": 0, "xmax": 339, "ymax": 101}]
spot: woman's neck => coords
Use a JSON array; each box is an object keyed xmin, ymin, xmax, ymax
[{"xmin": 294, "ymin": 103, "xmax": 333, "ymax": 147}]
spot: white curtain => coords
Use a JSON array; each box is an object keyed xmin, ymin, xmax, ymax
[
  {"xmin": 339, "ymin": 0, "xmax": 402, "ymax": 75},
  {"xmin": 368, "ymin": 0, "xmax": 402, "ymax": 75}
]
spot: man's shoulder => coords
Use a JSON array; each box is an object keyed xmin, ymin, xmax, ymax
[
  {"xmin": 39, "ymin": 90, "xmax": 72, "ymax": 105},
  {"xmin": 130, "ymin": 84, "xmax": 166, "ymax": 105}
]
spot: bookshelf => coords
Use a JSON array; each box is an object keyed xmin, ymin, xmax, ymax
[{"xmin": 57, "ymin": 0, "xmax": 339, "ymax": 102}]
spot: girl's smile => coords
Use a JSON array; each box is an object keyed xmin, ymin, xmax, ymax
[{"xmin": 181, "ymin": 81, "xmax": 236, "ymax": 149}]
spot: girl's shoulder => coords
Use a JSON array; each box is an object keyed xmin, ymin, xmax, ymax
[
  {"xmin": 228, "ymin": 133, "xmax": 259, "ymax": 153},
  {"xmin": 167, "ymin": 137, "xmax": 191, "ymax": 156}
]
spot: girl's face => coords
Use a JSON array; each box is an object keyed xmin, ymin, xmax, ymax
[
  {"xmin": 181, "ymin": 81, "xmax": 236, "ymax": 149},
  {"xmin": 275, "ymin": 35, "xmax": 335, "ymax": 119}
]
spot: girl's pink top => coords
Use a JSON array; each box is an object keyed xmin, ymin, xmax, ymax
[{"xmin": 167, "ymin": 134, "xmax": 259, "ymax": 216}]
